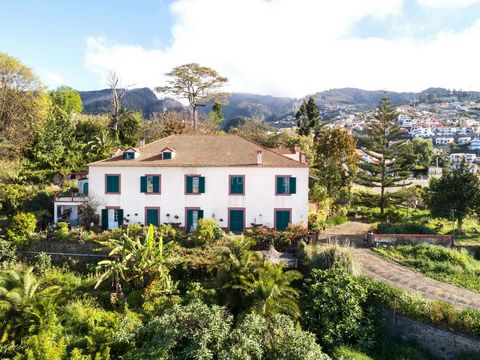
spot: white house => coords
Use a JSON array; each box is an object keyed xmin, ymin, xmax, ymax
[
  {"xmin": 87, "ymin": 135, "xmax": 309, "ymax": 232},
  {"xmin": 469, "ymin": 139, "xmax": 480, "ymax": 151},
  {"xmin": 449, "ymin": 153, "xmax": 478, "ymax": 173},
  {"xmin": 53, "ymin": 173, "xmax": 89, "ymax": 225},
  {"xmin": 435, "ymin": 137, "xmax": 454, "ymax": 146}
]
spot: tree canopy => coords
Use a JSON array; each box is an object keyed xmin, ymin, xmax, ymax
[
  {"xmin": 156, "ymin": 63, "xmax": 228, "ymax": 129},
  {"xmin": 356, "ymin": 95, "xmax": 411, "ymax": 213},
  {"xmin": 425, "ymin": 161, "xmax": 480, "ymax": 229}
]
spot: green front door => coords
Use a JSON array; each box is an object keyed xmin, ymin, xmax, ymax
[
  {"xmin": 146, "ymin": 208, "xmax": 159, "ymax": 226},
  {"xmin": 275, "ymin": 210, "xmax": 291, "ymax": 231},
  {"xmin": 186, "ymin": 209, "xmax": 204, "ymax": 232},
  {"xmin": 229, "ymin": 209, "xmax": 245, "ymax": 233}
]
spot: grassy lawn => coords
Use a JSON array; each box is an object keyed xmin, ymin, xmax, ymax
[{"xmin": 373, "ymin": 243, "xmax": 480, "ymax": 293}]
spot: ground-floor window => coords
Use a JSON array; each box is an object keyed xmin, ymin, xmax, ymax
[
  {"xmin": 186, "ymin": 208, "xmax": 204, "ymax": 232},
  {"xmin": 229, "ymin": 208, "xmax": 245, "ymax": 233},
  {"xmin": 274, "ymin": 209, "xmax": 291, "ymax": 231}
]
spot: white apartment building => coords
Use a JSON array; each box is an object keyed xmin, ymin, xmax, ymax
[
  {"xmin": 410, "ymin": 127, "xmax": 435, "ymax": 138},
  {"xmin": 435, "ymin": 137, "xmax": 455, "ymax": 146},
  {"xmin": 449, "ymin": 153, "xmax": 478, "ymax": 173}
]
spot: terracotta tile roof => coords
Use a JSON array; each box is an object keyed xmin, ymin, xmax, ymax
[{"xmin": 89, "ymin": 135, "xmax": 307, "ymax": 168}]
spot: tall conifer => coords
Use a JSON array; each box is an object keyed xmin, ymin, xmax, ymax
[{"xmin": 356, "ymin": 95, "xmax": 411, "ymax": 214}]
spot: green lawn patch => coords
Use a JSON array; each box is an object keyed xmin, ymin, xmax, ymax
[{"xmin": 374, "ymin": 243, "xmax": 480, "ymax": 293}]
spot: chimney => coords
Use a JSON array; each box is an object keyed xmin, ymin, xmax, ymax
[
  {"xmin": 139, "ymin": 138, "xmax": 145, "ymax": 148},
  {"xmin": 256, "ymin": 150, "xmax": 263, "ymax": 166},
  {"xmin": 299, "ymin": 152, "xmax": 307, "ymax": 164}
]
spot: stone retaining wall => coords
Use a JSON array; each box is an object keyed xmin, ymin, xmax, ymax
[
  {"xmin": 368, "ymin": 233, "xmax": 453, "ymax": 247},
  {"xmin": 381, "ymin": 309, "xmax": 480, "ymax": 359}
]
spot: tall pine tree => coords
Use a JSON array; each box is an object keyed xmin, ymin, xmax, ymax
[
  {"xmin": 296, "ymin": 97, "xmax": 321, "ymax": 137},
  {"xmin": 356, "ymin": 95, "xmax": 411, "ymax": 214}
]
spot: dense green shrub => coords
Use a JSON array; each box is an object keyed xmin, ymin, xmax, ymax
[
  {"xmin": 0, "ymin": 238, "xmax": 17, "ymax": 269},
  {"xmin": 303, "ymin": 266, "xmax": 376, "ymax": 350},
  {"xmin": 6, "ymin": 212, "xmax": 37, "ymax": 244},
  {"xmin": 125, "ymin": 301, "xmax": 232, "ymax": 359},
  {"xmin": 224, "ymin": 313, "xmax": 329, "ymax": 360},
  {"xmin": 376, "ymin": 222, "xmax": 434, "ymax": 234},
  {"xmin": 245, "ymin": 224, "xmax": 309, "ymax": 251},
  {"xmin": 34, "ymin": 252, "xmax": 52, "ymax": 274},
  {"xmin": 62, "ymin": 298, "xmax": 122, "ymax": 356},
  {"xmin": 54, "ymin": 221, "xmax": 71, "ymax": 241},
  {"xmin": 333, "ymin": 346, "xmax": 372, "ymax": 360},
  {"xmin": 300, "ymin": 244, "xmax": 359, "ymax": 276},
  {"xmin": 190, "ymin": 218, "xmax": 224, "ymax": 247},
  {"xmin": 361, "ymin": 277, "xmax": 480, "ymax": 338}
]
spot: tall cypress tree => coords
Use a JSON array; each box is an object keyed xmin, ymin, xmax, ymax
[
  {"xmin": 356, "ymin": 95, "xmax": 411, "ymax": 214},
  {"xmin": 296, "ymin": 97, "xmax": 321, "ymax": 137}
]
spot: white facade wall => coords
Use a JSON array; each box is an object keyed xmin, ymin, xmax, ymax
[{"xmin": 88, "ymin": 166, "xmax": 309, "ymax": 230}]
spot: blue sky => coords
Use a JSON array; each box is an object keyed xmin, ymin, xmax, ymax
[{"xmin": 1, "ymin": 0, "xmax": 480, "ymax": 96}]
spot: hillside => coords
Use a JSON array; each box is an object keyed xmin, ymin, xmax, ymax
[
  {"xmin": 79, "ymin": 88, "xmax": 184, "ymax": 117},
  {"xmin": 79, "ymin": 87, "xmax": 480, "ymax": 125}
]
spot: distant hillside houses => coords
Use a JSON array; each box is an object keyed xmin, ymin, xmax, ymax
[{"xmin": 449, "ymin": 153, "xmax": 479, "ymax": 174}]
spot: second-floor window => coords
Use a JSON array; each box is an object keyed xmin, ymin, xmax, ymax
[
  {"xmin": 276, "ymin": 176, "xmax": 296, "ymax": 195},
  {"xmin": 105, "ymin": 175, "xmax": 120, "ymax": 194},
  {"xmin": 140, "ymin": 175, "xmax": 160, "ymax": 194},
  {"xmin": 186, "ymin": 175, "xmax": 205, "ymax": 194},
  {"xmin": 229, "ymin": 175, "xmax": 245, "ymax": 195}
]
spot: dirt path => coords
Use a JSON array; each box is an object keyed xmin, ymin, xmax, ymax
[
  {"xmin": 320, "ymin": 221, "xmax": 480, "ymax": 311},
  {"xmin": 354, "ymin": 248, "xmax": 480, "ymax": 311}
]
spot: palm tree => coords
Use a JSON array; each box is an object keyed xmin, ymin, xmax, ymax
[
  {"xmin": 87, "ymin": 129, "xmax": 117, "ymax": 160},
  {"xmin": 237, "ymin": 260, "xmax": 302, "ymax": 319},
  {"xmin": 0, "ymin": 267, "xmax": 59, "ymax": 342},
  {"xmin": 215, "ymin": 235, "xmax": 262, "ymax": 314},
  {"xmin": 95, "ymin": 225, "xmax": 174, "ymax": 300}
]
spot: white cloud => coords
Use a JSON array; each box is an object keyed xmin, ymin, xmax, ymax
[
  {"xmin": 417, "ymin": 0, "xmax": 480, "ymax": 8},
  {"xmin": 85, "ymin": 0, "xmax": 480, "ymax": 97},
  {"xmin": 41, "ymin": 69, "xmax": 64, "ymax": 88}
]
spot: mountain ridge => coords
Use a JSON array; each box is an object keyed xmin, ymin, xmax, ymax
[{"xmin": 79, "ymin": 87, "xmax": 480, "ymax": 125}]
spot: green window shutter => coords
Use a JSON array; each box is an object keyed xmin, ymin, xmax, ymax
[
  {"xmin": 118, "ymin": 209, "xmax": 124, "ymax": 226},
  {"xmin": 101, "ymin": 209, "xmax": 108, "ymax": 230},
  {"xmin": 153, "ymin": 176, "xmax": 160, "ymax": 193},
  {"xmin": 83, "ymin": 183, "xmax": 89, "ymax": 195},
  {"xmin": 230, "ymin": 176, "xmax": 244, "ymax": 194},
  {"xmin": 146, "ymin": 209, "xmax": 159, "ymax": 226},
  {"xmin": 198, "ymin": 210, "xmax": 204, "ymax": 220},
  {"xmin": 276, "ymin": 176, "xmax": 285, "ymax": 194},
  {"xmin": 140, "ymin": 176, "xmax": 147, "ymax": 193},
  {"xmin": 186, "ymin": 176, "xmax": 193, "ymax": 193},
  {"xmin": 289, "ymin": 177, "xmax": 296, "ymax": 194},
  {"xmin": 186, "ymin": 210, "xmax": 193, "ymax": 231},
  {"xmin": 199, "ymin": 177, "xmax": 205, "ymax": 193},
  {"xmin": 107, "ymin": 175, "xmax": 119, "ymax": 193},
  {"xmin": 229, "ymin": 210, "xmax": 245, "ymax": 233}
]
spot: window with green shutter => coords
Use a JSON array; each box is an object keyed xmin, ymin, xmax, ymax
[
  {"xmin": 106, "ymin": 175, "xmax": 120, "ymax": 193},
  {"xmin": 230, "ymin": 175, "xmax": 245, "ymax": 195},
  {"xmin": 162, "ymin": 151, "xmax": 172, "ymax": 159},
  {"xmin": 101, "ymin": 209, "xmax": 108, "ymax": 230},
  {"xmin": 145, "ymin": 208, "xmax": 160, "ymax": 226},
  {"xmin": 186, "ymin": 175, "xmax": 205, "ymax": 194},
  {"xmin": 141, "ymin": 175, "xmax": 160, "ymax": 193},
  {"xmin": 186, "ymin": 209, "xmax": 204, "ymax": 232},
  {"xmin": 276, "ymin": 176, "xmax": 296, "ymax": 195},
  {"xmin": 229, "ymin": 209, "xmax": 245, "ymax": 233}
]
